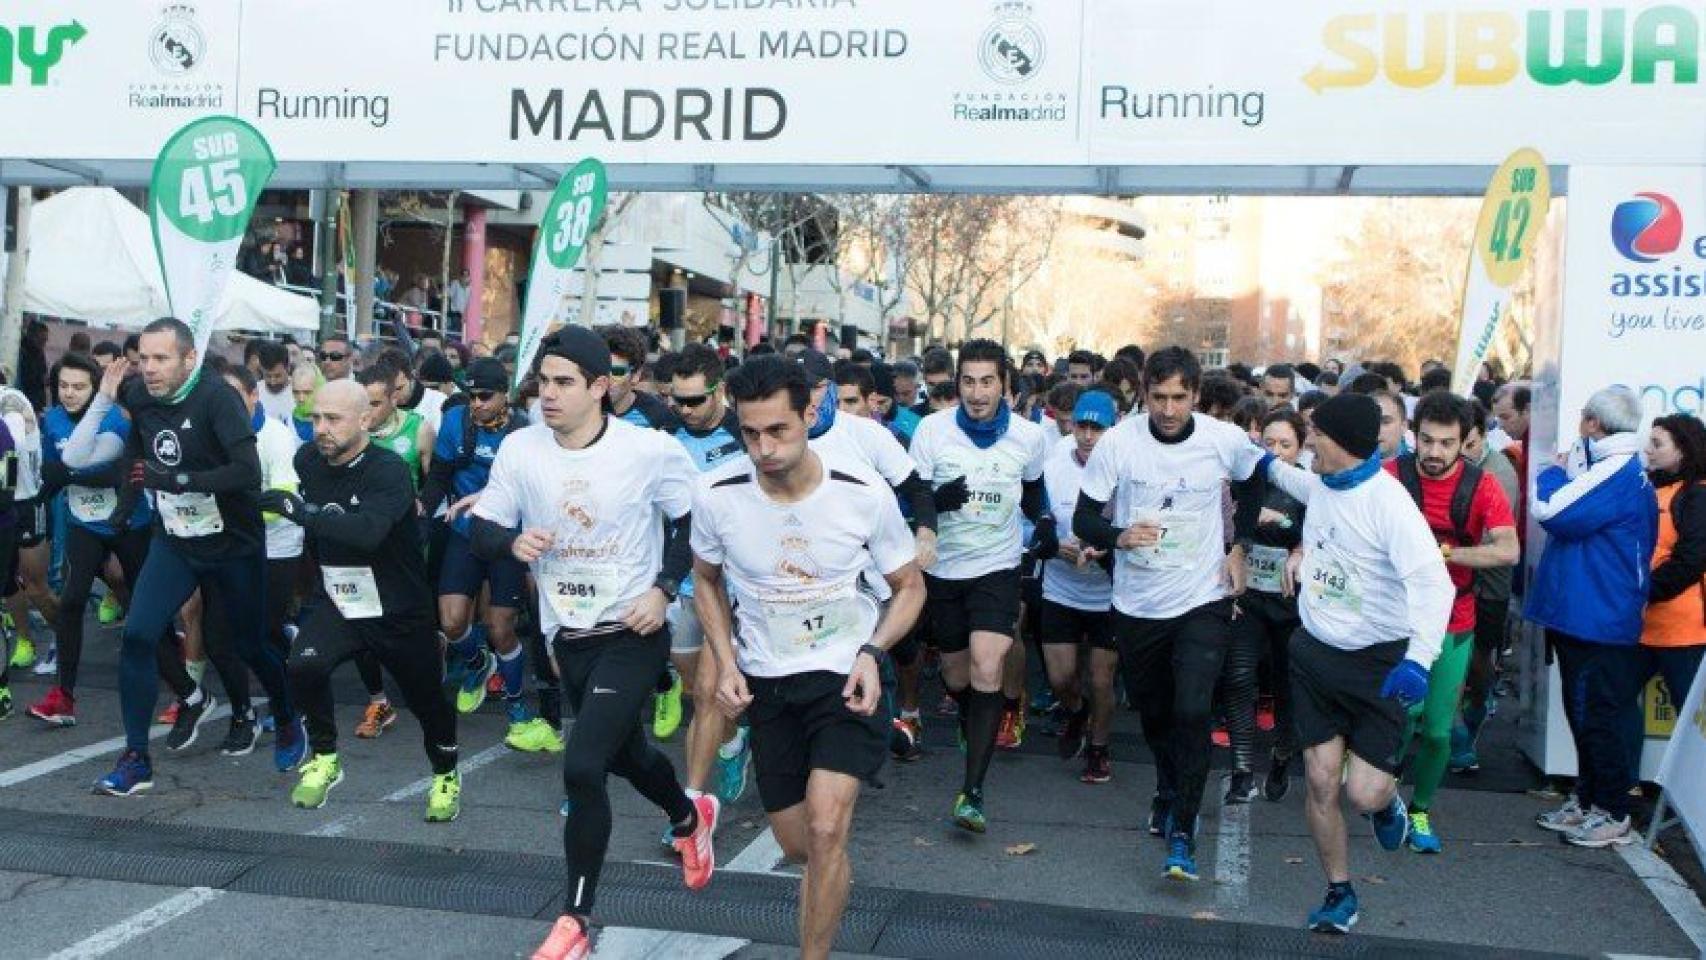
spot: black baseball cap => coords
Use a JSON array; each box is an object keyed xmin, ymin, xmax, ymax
[
  {"xmin": 465, "ymin": 357, "xmax": 509, "ymax": 393},
  {"xmin": 795, "ymin": 349, "xmax": 833, "ymax": 386}
]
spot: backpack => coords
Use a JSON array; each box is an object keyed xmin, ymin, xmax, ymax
[{"xmin": 1397, "ymin": 454, "xmax": 1482, "ymax": 597}]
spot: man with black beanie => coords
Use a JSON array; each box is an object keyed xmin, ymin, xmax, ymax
[
  {"xmin": 469, "ymin": 324, "xmax": 713, "ymax": 960},
  {"xmin": 1254, "ymin": 391, "xmax": 1455, "ymax": 935}
]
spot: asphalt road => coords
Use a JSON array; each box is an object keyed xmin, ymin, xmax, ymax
[{"xmin": 0, "ymin": 612, "xmax": 1701, "ymax": 959}]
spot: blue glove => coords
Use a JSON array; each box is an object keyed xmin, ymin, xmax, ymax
[{"xmin": 1380, "ymin": 658, "xmax": 1430, "ymax": 707}]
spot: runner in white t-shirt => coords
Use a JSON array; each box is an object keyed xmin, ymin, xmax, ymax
[
  {"xmin": 800, "ymin": 353, "xmax": 938, "ymax": 765},
  {"xmin": 1038, "ymin": 389, "xmax": 1119, "ymax": 785},
  {"xmin": 1072, "ymin": 347, "xmax": 1269, "ymax": 883},
  {"xmin": 470, "ymin": 326, "xmax": 715, "ymax": 960},
  {"xmin": 692, "ymin": 356, "xmax": 923, "ymax": 960},
  {"xmin": 219, "ymin": 366, "xmax": 304, "ymax": 756},
  {"xmin": 908, "ymin": 339, "xmax": 1055, "ymax": 836},
  {"xmin": 1256, "ymin": 391, "xmax": 1452, "ymax": 936}
]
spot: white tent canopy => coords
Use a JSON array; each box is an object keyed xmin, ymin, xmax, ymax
[{"xmin": 23, "ymin": 187, "xmax": 318, "ymax": 334}]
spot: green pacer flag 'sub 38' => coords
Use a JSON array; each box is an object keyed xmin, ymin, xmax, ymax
[{"xmin": 513, "ymin": 157, "xmax": 608, "ymax": 392}]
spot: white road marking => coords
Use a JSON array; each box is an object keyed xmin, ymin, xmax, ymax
[
  {"xmin": 0, "ymin": 706, "xmax": 232, "ymax": 789},
  {"xmin": 575, "ymin": 825, "xmax": 781, "ymax": 959},
  {"xmin": 33, "ymin": 728, "xmax": 522, "ymax": 956},
  {"xmin": 1213, "ymin": 795, "xmax": 1251, "ymax": 909},
  {"xmin": 724, "ymin": 826, "xmax": 785, "ymax": 874},
  {"xmin": 591, "ymin": 928, "xmax": 747, "ymax": 959},
  {"xmin": 41, "ymin": 887, "xmax": 223, "ymax": 960},
  {"xmin": 1617, "ymin": 839, "xmax": 1706, "ymax": 955}
]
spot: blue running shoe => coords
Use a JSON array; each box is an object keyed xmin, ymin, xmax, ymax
[
  {"xmin": 1163, "ymin": 831, "xmax": 1198, "ymax": 881},
  {"xmin": 715, "ymin": 734, "xmax": 751, "ymax": 804},
  {"xmin": 274, "ymin": 716, "xmax": 308, "ymax": 772},
  {"xmin": 1307, "ymin": 884, "xmax": 1359, "ymax": 934},
  {"xmin": 1448, "ymin": 723, "xmax": 1479, "ymax": 774},
  {"xmin": 1367, "ymin": 793, "xmax": 1410, "ymax": 852},
  {"xmin": 1407, "ymin": 811, "xmax": 1442, "ymax": 854},
  {"xmin": 95, "ymin": 750, "xmax": 153, "ymax": 796}
]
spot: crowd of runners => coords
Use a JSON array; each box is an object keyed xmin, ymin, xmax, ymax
[{"xmin": 0, "ymin": 321, "xmax": 1700, "ymax": 959}]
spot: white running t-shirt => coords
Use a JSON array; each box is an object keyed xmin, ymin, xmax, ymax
[
  {"xmin": 692, "ymin": 453, "xmax": 914, "ymax": 678},
  {"xmin": 474, "ymin": 418, "xmax": 695, "ymax": 638},
  {"xmin": 257, "ymin": 417, "xmax": 304, "ymax": 560},
  {"xmin": 810, "ymin": 411, "xmax": 916, "ymax": 601},
  {"xmin": 1267, "ymin": 462, "xmax": 1453, "ymax": 667},
  {"xmin": 1041, "ymin": 439, "xmax": 1112, "ymax": 612},
  {"xmin": 909, "ymin": 409, "xmax": 1049, "ymax": 581},
  {"xmin": 1079, "ymin": 412, "xmax": 1267, "ymax": 619}
]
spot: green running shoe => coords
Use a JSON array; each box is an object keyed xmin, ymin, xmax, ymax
[
  {"xmin": 97, "ymin": 594, "xmax": 124, "ymax": 625},
  {"xmin": 0, "ymin": 686, "xmax": 12, "ymax": 721},
  {"xmin": 506, "ymin": 716, "xmax": 564, "ymax": 754},
  {"xmin": 8, "ymin": 635, "xmax": 34, "ymax": 671},
  {"xmin": 953, "ymin": 790, "xmax": 986, "ymax": 834},
  {"xmin": 291, "ymin": 754, "xmax": 343, "ymax": 809},
  {"xmin": 426, "ymin": 771, "xmax": 461, "ymax": 822},
  {"xmin": 456, "ymin": 650, "xmax": 497, "ymax": 714},
  {"xmin": 653, "ymin": 668, "xmax": 684, "ymax": 740}
]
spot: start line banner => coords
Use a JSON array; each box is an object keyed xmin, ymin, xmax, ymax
[{"xmin": 2, "ymin": 1, "xmax": 1706, "ymax": 168}]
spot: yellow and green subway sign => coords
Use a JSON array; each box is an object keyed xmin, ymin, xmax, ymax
[{"xmin": 1306, "ymin": 7, "xmax": 1699, "ymax": 92}]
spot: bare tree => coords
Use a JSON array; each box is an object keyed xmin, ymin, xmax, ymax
[
  {"xmin": 1011, "ymin": 244, "xmax": 1155, "ymax": 356},
  {"xmin": 702, "ymin": 193, "xmax": 827, "ymax": 340},
  {"xmin": 818, "ymin": 194, "xmax": 910, "ymax": 351},
  {"xmin": 901, "ymin": 195, "xmax": 1060, "ymax": 347},
  {"xmin": 1316, "ymin": 198, "xmax": 1479, "ymax": 372}
]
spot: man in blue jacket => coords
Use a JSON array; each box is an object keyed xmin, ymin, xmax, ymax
[{"xmin": 1526, "ymin": 385, "xmax": 1657, "ymax": 849}]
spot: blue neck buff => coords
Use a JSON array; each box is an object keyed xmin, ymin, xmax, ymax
[
  {"xmin": 1322, "ymin": 451, "xmax": 1383, "ymax": 491},
  {"xmin": 807, "ymin": 383, "xmax": 837, "ymax": 440},
  {"xmin": 956, "ymin": 399, "xmax": 1012, "ymax": 449}
]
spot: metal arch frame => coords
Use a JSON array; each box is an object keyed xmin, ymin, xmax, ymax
[{"xmin": 0, "ymin": 159, "xmax": 1571, "ymax": 197}]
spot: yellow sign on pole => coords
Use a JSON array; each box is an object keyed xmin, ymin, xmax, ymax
[{"xmin": 1451, "ymin": 148, "xmax": 1551, "ymax": 394}]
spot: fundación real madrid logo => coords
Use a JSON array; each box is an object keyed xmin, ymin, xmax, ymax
[
  {"xmin": 978, "ymin": 1, "xmax": 1045, "ymax": 85},
  {"xmin": 148, "ymin": 4, "xmax": 204, "ymax": 76}
]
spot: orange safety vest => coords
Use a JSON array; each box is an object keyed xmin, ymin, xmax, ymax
[{"xmin": 1642, "ymin": 481, "xmax": 1706, "ymax": 648}]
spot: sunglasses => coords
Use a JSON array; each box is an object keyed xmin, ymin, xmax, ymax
[
  {"xmin": 673, "ymin": 393, "xmax": 713, "ymax": 408},
  {"xmin": 470, "ymin": 390, "xmax": 500, "ymax": 402},
  {"xmin": 319, "ymin": 351, "xmax": 347, "ymax": 361},
  {"xmin": 609, "ymin": 363, "xmax": 632, "ymax": 377}
]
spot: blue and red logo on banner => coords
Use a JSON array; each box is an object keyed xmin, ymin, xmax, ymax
[{"xmin": 1611, "ymin": 192, "xmax": 1683, "ymax": 263}]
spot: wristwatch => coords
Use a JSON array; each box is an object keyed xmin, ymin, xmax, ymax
[
  {"xmin": 652, "ymin": 576, "xmax": 680, "ymax": 603},
  {"xmin": 1440, "ymin": 542, "xmax": 1454, "ymax": 561},
  {"xmin": 858, "ymin": 643, "xmax": 886, "ymax": 663}
]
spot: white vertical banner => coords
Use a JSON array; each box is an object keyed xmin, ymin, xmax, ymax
[
  {"xmin": 513, "ymin": 158, "xmax": 608, "ymax": 389},
  {"xmin": 148, "ymin": 115, "xmax": 276, "ymax": 373},
  {"xmin": 1451, "ymin": 148, "xmax": 1550, "ymax": 394},
  {"xmin": 1656, "ymin": 656, "xmax": 1706, "ymax": 846},
  {"xmin": 1523, "ymin": 164, "xmax": 1706, "ymax": 777}
]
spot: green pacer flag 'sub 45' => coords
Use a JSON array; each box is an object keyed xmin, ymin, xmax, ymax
[{"xmin": 149, "ymin": 115, "xmax": 277, "ymax": 378}]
